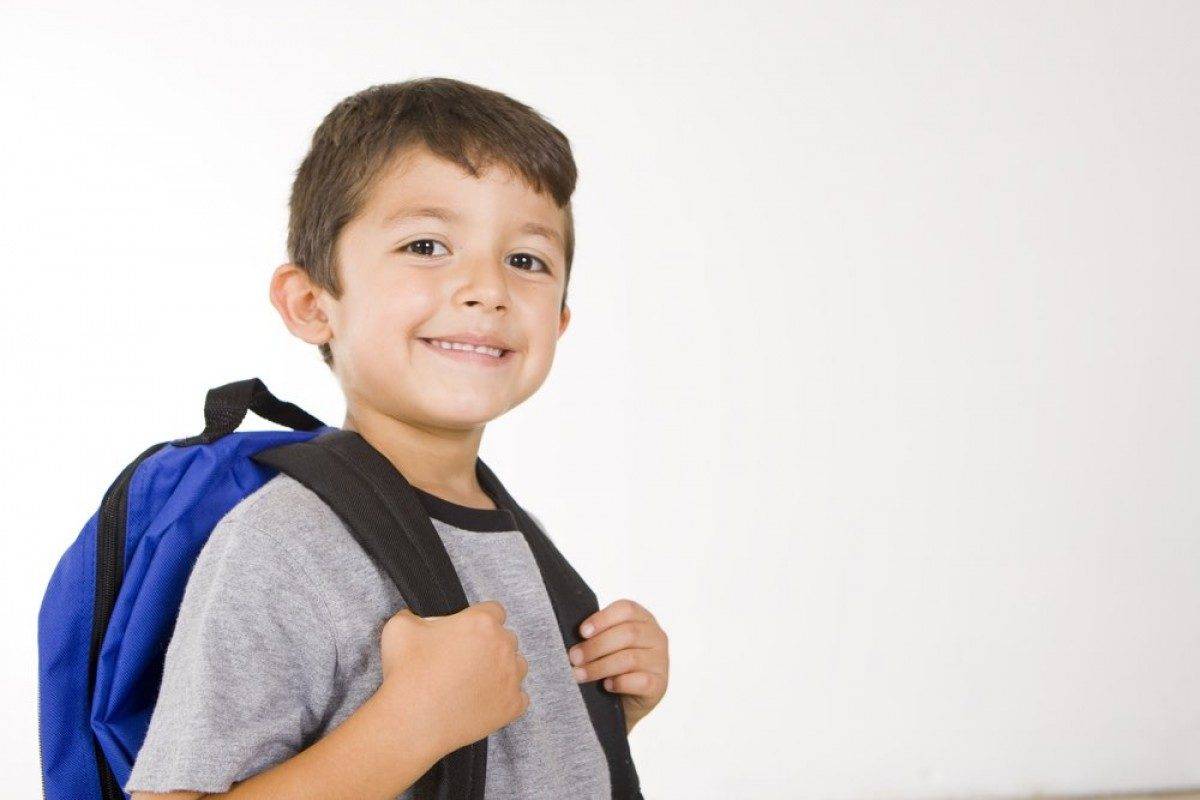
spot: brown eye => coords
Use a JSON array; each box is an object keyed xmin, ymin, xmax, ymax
[
  {"xmin": 507, "ymin": 252, "xmax": 549, "ymax": 273},
  {"xmin": 404, "ymin": 239, "xmax": 449, "ymax": 256}
]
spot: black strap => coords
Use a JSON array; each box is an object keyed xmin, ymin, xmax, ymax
[
  {"xmin": 171, "ymin": 378, "xmax": 326, "ymax": 446},
  {"xmin": 475, "ymin": 461, "xmax": 644, "ymax": 799},
  {"xmin": 250, "ymin": 428, "xmax": 643, "ymax": 799},
  {"xmin": 249, "ymin": 429, "xmax": 486, "ymax": 800}
]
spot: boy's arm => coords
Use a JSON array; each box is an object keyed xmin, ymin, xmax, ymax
[
  {"xmin": 124, "ymin": 517, "xmax": 379, "ymax": 796},
  {"xmin": 131, "ymin": 677, "xmax": 448, "ymax": 800}
]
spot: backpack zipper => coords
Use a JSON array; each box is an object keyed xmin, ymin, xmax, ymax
[{"xmin": 84, "ymin": 441, "xmax": 170, "ymax": 800}]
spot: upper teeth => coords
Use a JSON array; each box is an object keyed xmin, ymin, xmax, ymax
[{"xmin": 427, "ymin": 339, "xmax": 505, "ymax": 357}]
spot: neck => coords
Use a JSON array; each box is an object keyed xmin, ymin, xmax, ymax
[{"xmin": 340, "ymin": 400, "xmax": 487, "ymax": 502}]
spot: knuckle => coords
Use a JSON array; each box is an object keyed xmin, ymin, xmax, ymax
[
  {"xmin": 471, "ymin": 600, "xmax": 499, "ymax": 621},
  {"xmin": 382, "ymin": 612, "xmax": 408, "ymax": 636},
  {"xmin": 472, "ymin": 612, "xmax": 497, "ymax": 634}
]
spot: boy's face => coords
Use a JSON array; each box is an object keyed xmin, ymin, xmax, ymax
[{"xmin": 319, "ymin": 144, "xmax": 570, "ymax": 432}]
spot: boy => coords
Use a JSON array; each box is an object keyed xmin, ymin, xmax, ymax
[{"xmin": 123, "ymin": 77, "xmax": 669, "ymax": 800}]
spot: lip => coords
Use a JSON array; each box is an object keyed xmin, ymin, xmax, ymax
[
  {"xmin": 421, "ymin": 332, "xmax": 513, "ymax": 350},
  {"xmin": 418, "ymin": 337, "xmax": 516, "ymax": 367}
]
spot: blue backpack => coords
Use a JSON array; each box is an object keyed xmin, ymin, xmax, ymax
[{"xmin": 37, "ymin": 378, "xmax": 642, "ymax": 800}]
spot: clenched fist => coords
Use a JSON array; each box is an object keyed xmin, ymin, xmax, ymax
[{"xmin": 377, "ymin": 600, "xmax": 530, "ymax": 757}]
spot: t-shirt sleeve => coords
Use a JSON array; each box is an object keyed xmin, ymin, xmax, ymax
[{"xmin": 124, "ymin": 514, "xmax": 340, "ymax": 795}]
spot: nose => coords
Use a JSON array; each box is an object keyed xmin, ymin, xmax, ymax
[{"xmin": 455, "ymin": 251, "xmax": 511, "ymax": 311}]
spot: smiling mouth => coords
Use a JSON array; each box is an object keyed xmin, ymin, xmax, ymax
[{"xmin": 418, "ymin": 337, "xmax": 515, "ymax": 365}]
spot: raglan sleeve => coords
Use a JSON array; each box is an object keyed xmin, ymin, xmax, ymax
[{"xmin": 123, "ymin": 514, "xmax": 340, "ymax": 795}]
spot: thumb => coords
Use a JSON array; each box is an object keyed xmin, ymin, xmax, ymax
[
  {"xmin": 392, "ymin": 608, "xmax": 426, "ymax": 620},
  {"xmin": 399, "ymin": 608, "xmax": 442, "ymax": 620}
]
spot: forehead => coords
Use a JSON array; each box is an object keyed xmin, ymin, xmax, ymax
[{"xmin": 363, "ymin": 144, "xmax": 561, "ymax": 227}]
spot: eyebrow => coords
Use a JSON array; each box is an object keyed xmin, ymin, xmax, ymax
[
  {"xmin": 518, "ymin": 221, "xmax": 565, "ymax": 249},
  {"xmin": 382, "ymin": 205, "xmax": 564, "ymax": 250},
  {"xmin": 381, "ymin": 205, "xmax": 459, "ymax": 226}
]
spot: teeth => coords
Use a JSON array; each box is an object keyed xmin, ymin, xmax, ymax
[{"xmin": 427, "ymin": 339, "xmax": 505, "ymax": 358}]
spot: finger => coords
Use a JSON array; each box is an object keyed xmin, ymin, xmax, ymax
[
  {"xmin": 603, "ymin": 670, "xmax": 661, "ymax": 697},
  {"xmin": 473, "ymin": 599, "xmax": 507, "ymax": 625},
  {"xmin": 579, "ymin": 598, "xmax": 654, "ymax": 639},
  {"xmin": 569, "ymin": 620, "xmax": 656, "ymax": 667},
  {"xmin": 572, "ymin": 647, "xmax": 657, "ymax": 684}
]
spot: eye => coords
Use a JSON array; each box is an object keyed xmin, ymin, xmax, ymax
[
  {"xmin": 402, "ymin": 239, "xmax": 449, "ymax": 257},
  {"xmin": 507, "ymin": 252, "xmax": 550, "ymax": 274}
]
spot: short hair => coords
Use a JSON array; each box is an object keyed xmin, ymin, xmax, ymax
[{"xmin": 287, "ymin": 77, "xmax": 578, "ymax": 369}]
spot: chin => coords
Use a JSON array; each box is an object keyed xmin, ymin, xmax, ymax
[
  {"xmin": 422, "ymin": 400, "xmax": 510, "ymax": 429},
  {"xmin": 425, "ymin": 412, "xmax": 500, "ymax": 431}
]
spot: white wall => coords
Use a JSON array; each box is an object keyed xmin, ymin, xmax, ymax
[{"xmin": 3, "ymin": 2, "xmax": 1197, "ymax": 798}]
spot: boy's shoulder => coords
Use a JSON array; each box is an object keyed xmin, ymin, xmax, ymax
[
  {"xmin": 207, "ymin": 472, "xmax": 380, "ymax": 590},
  {"xmin": 222, "ymin": 471, "xmax": 339, "ymax": 535},
  {"xmin": 124, "ymin": 483, "xmax": 351, "ymax": 796}
]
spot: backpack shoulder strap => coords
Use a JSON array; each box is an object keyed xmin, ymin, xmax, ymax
[
  {"xmin": 475, "ymin": 461, "xmax": 645, "ymax": 799},
  {"xmin": 250, "ymin": 428, "xmax": 485, "ymax": 800}
]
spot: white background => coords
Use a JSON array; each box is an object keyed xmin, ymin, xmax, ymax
[{"xmin": 3, "ymin": 2, "xmax": 1198, "ymax": 798}]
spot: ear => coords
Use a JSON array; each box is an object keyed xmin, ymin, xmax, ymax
[
  {"xmin": 558, "ymin": 303, "xmax": 571, "ymax": 338},
  {"xmin": 269, "ymin": 263, "xmax": 334, "ymax": 347}
]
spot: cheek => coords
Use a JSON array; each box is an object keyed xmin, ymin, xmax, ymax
[
  {"xmin": 346, "ymin": 286, "xmax": 436, "ymax": 349},
  {"xmin": 522, "ymin": 311, "xmax": 562, "ymax": 372},
  {"xmin": 532, "ymin": 305, "xmax": 564, "ymax": 350}
]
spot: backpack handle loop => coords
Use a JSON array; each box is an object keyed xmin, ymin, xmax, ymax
[{"xmin": 171, "ymin": 377, "xmax": 328, "ymax": 446}]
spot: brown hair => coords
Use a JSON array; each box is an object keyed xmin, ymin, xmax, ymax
[{"xmin": 287, "ymin": 77, "xmax": 578, "ymax": 368}]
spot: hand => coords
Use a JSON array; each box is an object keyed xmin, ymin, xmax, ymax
[
  {"xmin": 567, "ymin": 598, "xmax": 669, "ymax": 734},
  {"xmin": 378, "ymin": 601, "xmax": 530, "ymax": 756}
]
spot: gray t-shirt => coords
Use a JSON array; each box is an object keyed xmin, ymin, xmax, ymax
[{"xmin": 124, "ymin": 471, "xmax": 611, "ymax": 799}]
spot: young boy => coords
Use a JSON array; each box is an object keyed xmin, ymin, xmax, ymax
[{"xmin": 123, "ymin": 77, "xmax": 669, "ymax": 800}]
